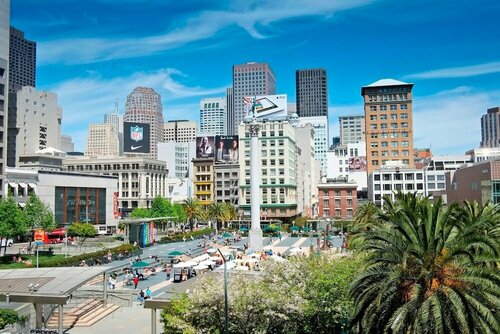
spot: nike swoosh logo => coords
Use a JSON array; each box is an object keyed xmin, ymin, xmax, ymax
[{"xmin": 131, "ymin": 145, "xmax": 143, "ymax": 150}]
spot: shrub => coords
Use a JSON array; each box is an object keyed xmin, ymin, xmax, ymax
[{"xmin": 159, "ymin": 228, "xmax": 214, "ymax": 243}]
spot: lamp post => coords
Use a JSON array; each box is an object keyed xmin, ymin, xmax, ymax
[{"xmin": 217, "ymin": 248, "xmax": 228, "ymax": 334}]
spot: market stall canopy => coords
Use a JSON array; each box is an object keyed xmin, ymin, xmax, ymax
[
  {"xmin": 131, "ymin": 261, "xmax": 150, "ymax": 268},
  {"xmin": 168, "ymin": 250, "xmax": 185, "ymax": 256}
]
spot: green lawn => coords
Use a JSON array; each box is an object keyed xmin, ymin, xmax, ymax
[{"xmin": 0, "ymin": 254, "xmax": 66, "ymax": 269}]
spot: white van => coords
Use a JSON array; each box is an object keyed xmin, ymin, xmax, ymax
[{"xmin": 0, "ymin": 239, "xmax": 13, "ymax": 247}]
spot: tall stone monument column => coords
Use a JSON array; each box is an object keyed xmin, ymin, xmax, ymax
[{"xmin": 248, "ymin": 119, "xmax": 263, "ymax": 251}]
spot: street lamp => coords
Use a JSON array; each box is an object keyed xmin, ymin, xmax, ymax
[{"xmin": 216, "ymin": 248, "xmax": 228, "ymax": 334}]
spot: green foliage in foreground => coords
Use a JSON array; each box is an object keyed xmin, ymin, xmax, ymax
[
  {"xmin": 67, "ymin": 223, "xmax": 97, "ymax": 240},
  {"xmin": 350, "ymin": 193, "xmax": 500, "ymax": 334},
  {"xmin": 0, "ymin": 308, "xmax": 23, "ymax": 329},
  {"xmin": 161, "ymin": 254, "xmax": 362, "ymax": 334}
]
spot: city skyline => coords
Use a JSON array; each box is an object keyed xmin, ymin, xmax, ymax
[{"xmin": 10, "ymin": 0, "xmax": 500, "ymax": 153}]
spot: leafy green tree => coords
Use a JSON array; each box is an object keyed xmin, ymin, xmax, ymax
[
  {"xmin": 172, "ymin": 203, "xmax": 186, "ymax": 224},
  {"xmin": 0, "ymin": 197, "xmax": 27, "ymax": 255},
  {"xmin": 67, "ymin": 223, "xmax": 97, "ymax": 243},
  {"xmin": 350, "ymin": 193, "xmax": 500, "ymax": 334},
  {"xmin": 161, "ymin": 254, "xmax": 362, "ymax": 334},
  {"xmin": 183, "ymin": 198, "xmax": 205, "ymax": 231},
  {"xmin": 24, "ymin": 194, "xmax": 55, "ymax": 248},
  {"xmin": 130, "ymin": 207, "xmax": 150, "ymax": 218},
  {"xmin": 0, "ymin": 308, "xmax": 22, "ymax": 330},
  {"xmin": 150, "ymin": 196, "xmax": 173, "ymax": 218}
]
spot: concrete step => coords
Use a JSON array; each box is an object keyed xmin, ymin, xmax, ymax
[{"xmin": 73, "ymin": 304, "xmax": 120, "ymax": 327}]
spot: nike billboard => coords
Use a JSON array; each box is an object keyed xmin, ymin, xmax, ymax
[{"xmin": 124, "ymin": 122, "xmax": 150, "ymax": 154}]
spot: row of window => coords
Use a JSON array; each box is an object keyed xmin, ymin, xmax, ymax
[
  {"xmin": 374, "ymin": 173, "xmax": 423, "ymax": 181},
  {"xmin": 370, "ymin": 122, "xmax": 409, "ymax": 130},
  {"xmin": 371, "ymin": 141, "xmax": 410, "ymax": 148},
  {"xmin": 370, "ymin": 113, "xmax": 408, "ymax": 121},
  {"xmin": 374, "ymin": 183, "xmax": 423, "ymax": 191},
  {"xmin": 370, "ymin": 131, "xmax": 410, "ymax": 139},
  {"xmin": 372, "ymin": 159, "xmax": 410, "ymax": 166}
]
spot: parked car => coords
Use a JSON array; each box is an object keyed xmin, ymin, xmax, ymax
[{"xmin": 0, "ymin": 239, "xmax": 13, "ymax": 247}]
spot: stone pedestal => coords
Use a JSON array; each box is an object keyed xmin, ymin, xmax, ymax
[{"xmin": 248, "ymin": 229, "xmax": 263, "ymax": 252}]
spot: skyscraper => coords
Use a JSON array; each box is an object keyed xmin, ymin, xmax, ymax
[
  {"xmin": 85, "ymin": 124, "xmax": 119, "ymax": 158},
  {"xmin": 231, "ymin": 62, "xmax": 276, "ymax": 135},
  {"xmin": 225, "ymin": 87, "xmax": 234, "ymax": 135},
  {"xmin": 0, "ymin": 0, "xmax": 10, "ymax": 197},
  {"xmin": 362, "ymin": 79, "xmax": 414, "ymax": 175},
  {"xmin": 163, "ymin": 120, "xmax": 197, "ymax": 142},
  {"xmin": 200, "ymin": 97, "xmax": 226, "ymax": 135},
  {"xmin": 480, "ymin": 107, "xmax": 500, "ymax": 148},
  {"xmin": 124, "ymin": 87, "xmax": 164, "ymax": 159},
  {"xmin": 296, "ymin": 69, "xmax": 328, "ymax": 117},
  {"xmin": 7, "ymin": 87, "xmax": 63, "ymax": 166},
  {"xmin": 8, "ymin": 26, "xmax": 36, "ymax": 93},
  {"xmin": 104, "ymin": 111, "xmax": 123, "ymax": 154},
  {"xmin": 339, "ymin": 115, "xmax": 365, "ymax": 145}
]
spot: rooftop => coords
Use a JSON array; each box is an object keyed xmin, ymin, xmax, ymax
[{"xmin": 363, "ymin": 78, "xmax": 412, "ymax": 87}]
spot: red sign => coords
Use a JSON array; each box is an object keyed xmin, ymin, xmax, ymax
[{"xmin": 113, "ymin": 192, "xmax": 119, "ymax": 218}]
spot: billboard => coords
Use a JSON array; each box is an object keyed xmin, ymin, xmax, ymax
[
  {"xmin": 196, "ymin": 136, "xmax": 215, "ymax": 158},
  {"xmin": 123, "ymin": 122, "xmax": 150, "ymax": 154},
  {"xmin": 215, "ymin": 135, "xmax": 239, "ymax": 163},
  {"xmin": 348, "ymin": 156, "xmax": 367, "ymax": 171},
  {"xmin": 243, "ymin": 94, "xmax": 287, "ymax": 120}
]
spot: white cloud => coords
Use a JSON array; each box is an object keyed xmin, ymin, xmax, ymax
[
  {"xmin": 38, "ymin": 0, "xmax": 376, "ymax": 64},
  {"xmin": 413, "ymin": 87, "xmax": 500, "ymax": 154},
  {"xmin": 48, "ymin": 68, "xmax": 227, "ymax": 151},
  {"xmin": 405, "ymin": 61, "xmax": 500, "ymax": 79}
]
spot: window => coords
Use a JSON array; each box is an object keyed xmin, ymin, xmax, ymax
[
  {"xmin": 390, "ymin": 105, "xmax": 397, "ymax": 110},
  {"xmin": 380, "ymin": 105, "xmax": 387, "ymax": 111},
  {"xmin": 381, "ymin": 150, "xmax": 388, "ymax": 157},
  {"xmin": 371, "ymin": 142, "xmax": 378, "ymax": 148},
  {"xmin": 401, "ymin": 113, "xmax": 408, "ymax": 119},
  {"xmin": 370, "ymin": 106, "xmax": 377, "ymax": 111},
  {"xmin": 381, "ymin": 132, "xmax": 388, "ymax": 138},
  {"xmin": 391, "ymin": 141, "xmax": 398, "ymax": 147},
  {"xmin": 402, "ymin": 150, "xmax": 409, "ymax": 156},
  {"xmin": 391, "ymin": 150, "xmax": 399, "ymax": 156},
  {"xmin": 370, "ymin": 115, "xmax": 377, "ymax": 121},
  {"xmin": 371, "ymin": 151, "xmax": 378, "ymax": 157},
  {"xmin": 390, "ymin": 132, "xmax": 398, "ymax": 138},
  {"xmin": 391, "ymin": 114, "xmax": 397, "ymax": 120},
  {"xmin": 370, "ymin": 124, "xmax": 378, "ymax": 130},
  {"xmin": 427, "ymin": 175, "xmax": 435, "ymax": 181},
  {"xmin": 381, "ymin": 141, "xmax": 388, "ymax": 147},
  {"xmin": 381, "ymin": 123, "xmax": 388, "ymax": 129},
  {"xmin": 401, "ymin": 132, "xmax": 409, "ymax": 138},
  {"xmin": 401, "ymin": 141, "xmax": 409, "ymax": 147},
  {"xmin": 373, "ymin": 160, "xmax": 379, "ymax": 166},
  {"xmin": 370, "ymin": 133, "xmax": 378, "ymax": 139},
  {"xmin": 402, "ymin": 122, "xmax": 408, "ymax": 128},
  {"xmin": 380, "ymin": 114, "xmax": 387, "ymax": 120},
  {"xmin": 437, "ymin": 175, "xmax": 445, "ymax": 181},
  {"xmin": 400, "ymin": 104, "xmax": 407, "ymax": 110},
  {"xmin": 391, "ymin": 123, "xmax": 398, "ymax": 129}
]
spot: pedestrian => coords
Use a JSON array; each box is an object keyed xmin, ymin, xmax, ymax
[
  {"xmin": 166, "ymin": 265, "xmax": 171, "ymax": 281},
  {"xmin": 107, "ymin": 251, "xmax": 112, "ymax": 263},
  {"xmin": 182, "ymin": 236, "xmax": 186, "ymax": 243},
  {"xmin": 133, "ymin": 276, "xmax": 139, "ymax": 289},
  {"xmin": 279, "ymin": 232, "xmax": 282, "ymax": 242},
  {"xmin": 145, "ymin": 287, "xmax": 152, "ymax": 300},
  {"xmin": 138, "ymin": 290, "xmax": 145, "ymax": 304}
]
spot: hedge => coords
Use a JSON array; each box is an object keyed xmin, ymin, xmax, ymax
[
  {"xmin": 0, "ymin": 244, "xmax": 140, "ymax": 268},
  {"xmin": 160, "ymin": 228, "xmax": 214, "ymax": 243}
]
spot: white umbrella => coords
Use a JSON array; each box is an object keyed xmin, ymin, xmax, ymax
[
  {"xmin": 193, "ymin": 264, "xmax": 209, "ymax": 270},
  {"xmin": 210, "ymin": 256, "xmax": 222, "ymax": 261},
  {"xmin": 207, "ymin": 248, "xmax": 218, "ymax": 254},
  {"xmin": 183, "ymin": 260, "xmax": 198, "ymax": 267},
  {"xmin": 200, "ymin": 260, "xmax": 216, "ymax": 266}
]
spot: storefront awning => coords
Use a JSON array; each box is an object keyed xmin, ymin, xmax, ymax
[
  {"xmin": 18, "ymin": 202, "xmax": 26, "ymax": 208},
  {"xmin": 28, "ymin": 183, "xmax": 36, "ymax": 188},
  {"xmin": 18, "ymin": 183, "xmax": 28, "ymax": 188},
  {"xmin": 8, "ymin": 182, "xmax": 17, "ymax": 188}
]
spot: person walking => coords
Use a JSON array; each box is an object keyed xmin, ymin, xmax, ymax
[
  {"xmin": 138, "ymin": 290, "xmax": 145, "ymax": 304},
  {"xmin": 133, "ymin": 276, "xmax": 139, "ymax": 289},
  {"xmin": 166, "ymin": 265, "xmax": 172, "ymax": 281},
  {"xmin": 145, "ymin": 287, "xmax": 152, "ymax": 300}
]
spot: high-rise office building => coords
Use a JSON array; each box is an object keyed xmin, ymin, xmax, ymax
[
  {"xmin": 163, "ymin": 120, "xmax": 197, "ymax": 142},
  {"xmin": 60, "ymin": 134, "xmax": 74, "ymax": 153},
  {"xmin": 7, "ymin": 87, "xmax": 62, "ymax": 166},
  {"xmin": 124, "ymin": 87, "xmax": 164, "ymax": 159},
  {"xmin": 480, "ymin": 107, "xmax": 500, "ymax": 148},
  {"xmin": 225, "ymin": 87, "xmax": 234, "ymax": 135},
  {"xmin": 231, "ymin": 62, "xmax": 276, "ymax": 135},
  {"xmin": 8, "ymin": 27, "xmax": 36, "ymax": 93},
  {"xmin": 339, "ymin": 115, "xmax": 365, "ymax": 145},
  {"xmin": 296, "ymin": 68, "xmax": 328, "ymax": 118},
  {"xmin": 362, "ymin": 79, "xmax": 414, "ymax": 175},
  {"xmin": 200, "ymin": 97, "xmax": 226, "ymax": 135},
  {"xmin": 296, "ymin": 116, "xmax": 328, "ymax": 176},
  {"xmin": 104, "ymin": 112, "xmax": 123, "ymax": 154},
  {"xmin": 85, "ymin": 124, "xmax": 119, "ymax": 158},
  {"xmin": 0, "ymin": 0, "xmax": 10, "ymax": 197}
]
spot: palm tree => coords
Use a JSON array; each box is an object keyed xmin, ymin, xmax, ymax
[
  {"xmin": 350, "ymin": 193, "xmax": 500, "ymax": 334},
  {"xmin": 350, "ymin": 201, "xmax": 382, "ymax": 249},
  {"xmin": 207, "ymin": 202, "xmax": 227, "ymax": 230},
  {"xmin": 183, "ymin": 198, "xmax": 206, "ymax": 231},
  {"xmin": 223, "ymin": 202, "xmax": 237, "ymax": 225}
]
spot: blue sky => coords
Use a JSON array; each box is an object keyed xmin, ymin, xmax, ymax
[{"xmin": 10, "ymin": 0, "xmax": 500, "ymax": 153}]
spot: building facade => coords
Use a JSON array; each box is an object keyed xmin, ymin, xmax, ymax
[
  {"xmin": 296, "ymin": 116, "xmax": 328, "ymax": 176},
  {"xmin": 200, "ymin": 97, "xmax": 226, "ymax": 136},
  {"xmin": 8, "ymin": 26, "xmax": 36, "ymax": 93},
  {"xmin": 239, "ymin": 120, "xmax": 298, "ymax": 220},
  {"xmin": 231, "ymin": 62, "xmax": 276, "ymax": 135},
  {"xmin": 480, "ymin": 107, "xmax": 500, "ymax": 148},
  {"xmin": 158, "ymin": 141, "xmax": 195, "ymax": 179},
  {"xmin": 163, "ymin": 120, "xmax": 197, "ymax": 142},
  {"xmin": 0, "ymin": 0, "xmax": 10, "ymax": 198},
  {"xmin": 193, "ymin": 158, "xmax": 214, "ymax": 206},
  {"xmin": 214, "ymin": 163, "xmax": 239, "ymax": 205},
  {"xmin": 368, "ymin": 161, "xmax": 425, "ymax": 207},
  {"xmin": 317, "ymin": 179, "xmax": 357, "ymax": 220},
  {"xmin": 295, "ymin": 69, "xmax": 328, "ymax": 128},
  {"xmin": 339, "ymin": 115, "xmax": 365, "ymax": 145},
  {"xmin": 5, "ymin": 167, "xmax": 118, "ymax": 234},
  {"xmin": 60, "ymin": 134, "xmax": 74, "ymax": 153},
  {"xmin": 7, "ymin": 87, "xmax": 62, "ymax": 167},
  {"xmin": 466, "ymin": 147, "xmax": 500, "ymax": 163},
  {"xmin": 362, "ymin": 79, "xmax": 414, "ymax": 175},
  {"xmin": 225, "ymin": 88, "xmax": 234, "ymax": 136},
  {"xmin": 85, "ymin": 124, "xmax": 119, "ymax": 158},
  {"xmin": 326, "ymin": 141, "xmax": 367, "ymax": 191},
  {"xmin": 104, "ymin": 112, "xmax": 123, "ymax": 155},
  {"xmin": 63, "ymin": 157, "xmax": 168, "ymax": 212},
  {"xmin": 124, "ymin": 87, "xmax": 164, "ymax": 159},
  {"xmin": 446, "ymin": 159, "xmax": 500, "ymax": 205},
  {"xmin": 424, "ymin": 155, "xmax": 471, "ymax": 200}
]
